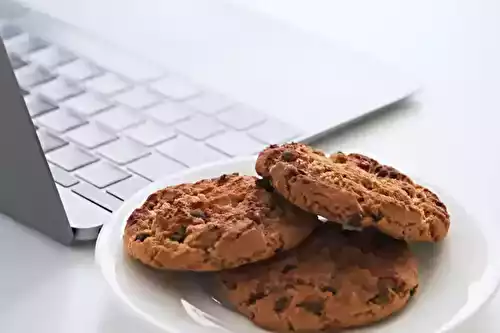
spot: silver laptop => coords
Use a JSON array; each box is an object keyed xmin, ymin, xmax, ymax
[{"xmin": 0, "ymin": 0, "xmax": 417, "ymax": 245}]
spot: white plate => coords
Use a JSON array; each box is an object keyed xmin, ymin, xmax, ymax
[{"xmin": 96, "ymin": 156, "xmax": 500, "ymax": 333}]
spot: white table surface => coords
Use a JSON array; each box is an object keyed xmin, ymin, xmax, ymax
[{"xmin": 2, "ymin": 0, "xmax": 500, "ymax": 332}]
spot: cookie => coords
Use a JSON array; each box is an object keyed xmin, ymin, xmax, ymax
[
  {"xmin": 219, "ymin": 224, "xmax": 419, "ymax": 332},
  {"xmin": 124, "ymin": 173, "xmax": 319, "ymax": 271},
  {"xmin": 255, "ymin": 143, "xmax": 450, "ymax": 242}
]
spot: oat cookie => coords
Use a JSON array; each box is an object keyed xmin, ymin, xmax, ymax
[
  {"xmin": 124, "ymin": 173, "xmax": 319, "ymax": 271},
  {"xmin": 219, "ymin": 224, "xmax": 419, "ymax": 332},
  {"xmin": 255, "ymin": 143, "xmax": 450, "ymax": 242}
]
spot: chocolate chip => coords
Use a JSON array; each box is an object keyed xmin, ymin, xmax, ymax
[
  {"xmin": 371, "ymin": 211, "xmax": 383, "ymax": 223},
  {"xmin": 358, "ymin": 161, "xmax": 371, "ymax": 172},
  {"xmin": 255, "ymin": 177, "xmax": 274, "ymax": 192},
  {"xmin": 435, "ymin": 201, "xmax": 445, "ymax": 208},
  {"xmin": 334, "ymin": 153, "xmax": 347, "ymax": 163},
  {"xmin": 346, "ymin": 213, "xmax": 363, "ymax": 227},
  {"xmin": 169, "ymin": 225, "xmax": 187, "ymax": 243},
  {"xmin": 190, "ymin": 209, "xmax": 206, "ymax": 219},
  {"xmin": 297, "ymin": 300, "xmax": 324, "ymax": 316},
  {"xmin": 248, "ymin": 292, "xmax": 266, "ymax": 305},
  {"xmin": 281, "ymin": 264, "xmax": 297, "ymax": 274},
  {"xmin": 377, "ymin": 169, "xmax": 389, "ymax": 177},
  {"xmin": 410, "ymin": 285, "xmax": 418, "ymax": 297},
  {"xmin": 222, "ymin": 279, "xmax": 237, "ymax": 290},
  {"xmin": 369, "ymin": 293, "xmax": 390, "ymax": 305},
  {"xmin": 282, "ymin": 150, "xmax": 295, "ymax": 162},
  {"xmin": 320, "ymin": 286, "xmax": 337, "ymax": 295},
  {"xmin": 134, "ymin": 232, "xmax": 151, "ymax": 242},
  {"xmin": 217, "ymin": 174, "xmax": 229, "ymax": 184},
  {"xmin": 378, "ymin": 277, "xmax": 396, "ymax": 288},
  {"xmin": 274, "ymin": 297, "xmax": 291, "ymax": 313}
]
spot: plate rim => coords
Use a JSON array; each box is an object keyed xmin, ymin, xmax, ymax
[{"xmin": 95, "ymin": 156, "xmax": 500, "ymax": 333}]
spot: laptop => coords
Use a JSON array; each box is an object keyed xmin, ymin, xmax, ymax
[{"xmin": 0, "ymin": 0, "xmax": 417, "ymax": 245}]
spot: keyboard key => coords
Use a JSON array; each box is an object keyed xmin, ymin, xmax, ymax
[
  {"xmin": 185, "ymin": 92, "xmax": 235, "ymax": 115},
  {"xmin": 206, "ymin": 131, "xmax": 266, "ymax": 156},
  {"xmin": 37, "ymin": 130, "xmax": 67, "ymax": 153},
  {"xmin": 124, "ymin": 121, "xmax": 176, "ymax": 146},
  {"xmin": 37, "ymin": 109, "xmax": 85, "ymax": 133},
  {"xmin": 113, "ymin": 87, "xmax": 163, "ymax": 109},
  {"xmin": 36, "ymin": 78, "xmax": 84, "ymax": 103},
  {"xmin": 84, "ymin": 73, "xmax": 130, "ymax": 95},
  {"xmin": 56, "ymin": 184, "xmax": 110, "ymax": 229},
  {"xmin": 46, "ymin": 145, "xmax": 98, "ymax": 171},
  {"xmin": 5, "ymin": 34, "xmax": 49, "ymax": 55},
  {"xmin": 145, "ymin": 101, "xmax": 194, "ymax": 125},
  {"xmin": 93, "ymin": 106, "xmax": 143, "ymax": 132},
  {"xmin": 75, "ymin": 161, "xmax": 130, "ymax": 188},
  {"xmin": 248, "ymin": 119, "xmax": 301, "ymax": 144},
  {"xmin": 216, "ymin": 106, "xmax": 266, "ymax": 130},
  {"xmin": 127, "ymin": 152, "xmax": 185, "ymax": 181},
  {"xmin": 175, "ymin": 114, "xmax": 225, "ymax": 140},
  {"xmin": 150, "ymin": 76, "xmax": 201, "ymax": 101},
  {"xmin": 65, "ymin": 124, "xmax": 117, "ymax": 149},
  {"xmin": 72, "ymin": 182, "xmax": 122, "ymax": 212},
  {"xmin": 9, "ymin": 53, "xmax": 28, "ymax": 70},
  {"xmin": 157, "ymin": 135, "xmax": 227, "ymax": 167},
  {"xmin": 15, "ymin": 65, "xmax": 55, "ymax": 89},
  {"xmin": 49, "ymin": 164, "xmax": 79, "ymax": 187},
  {"xmin": 157, "ymin": 136, "xmax": 227, "ymax": 167},
  {"xmin": 0, "ymin": 24, "xmax": 23, "ymax": 40},
  {"xmin": 24, "ymin": 95, "xmax": 57, "ymax": 117},
  {"xmin": 62, "ymin": 93, "xmax": 112, "ymax": 117},
  {"xmin": 27, "ymin": 46, "xmax": 75, "ymax": 69},
  {"xmin": 107, "ymin": 176, "xmax": 151, "ymax": 200},
  {"xmin": 36, "ymin": 109, "xmax": 86, "ymax": 133},
  {"xmin": 56, "ymin": 59, "xmax": 102, "ymax": 81},
  {"xmin": 97, "ymin": 138, "xmax": 149, "ymax": 165}
]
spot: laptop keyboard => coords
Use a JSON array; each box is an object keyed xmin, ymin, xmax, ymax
[{"xmin": 0, "ymin": 23, "xmax": 302, "ymax": 218}]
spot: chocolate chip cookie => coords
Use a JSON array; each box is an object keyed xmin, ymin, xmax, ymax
[
  {"xmin": 124, "ymin": 173, "xmax": 320, "ymax": 271},
  {"xmin": 255, "ymin": 143, "xmax": 450, "ymax": 242},
  {"xmin": 219, "ymin": 224, "xmax": 419, "ymax": 332}
]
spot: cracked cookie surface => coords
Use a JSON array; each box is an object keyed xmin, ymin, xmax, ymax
[
  {"xmin": 218, "ymin": 224, "xmax": 418, "ymax": 332},
  {"xmin": 256, "ymin": 143, "xmax": 450, "ymax": 242},
  {"xmin": 124, "ymin": 173, "xmax": 319, "ymax": 271}
]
